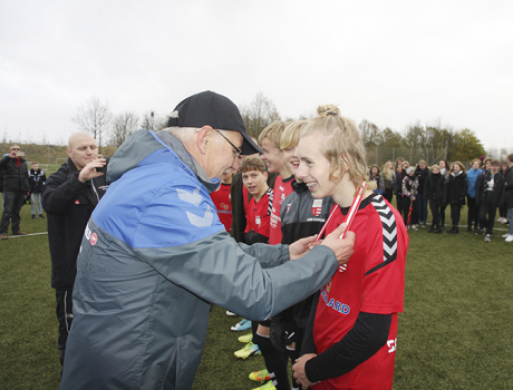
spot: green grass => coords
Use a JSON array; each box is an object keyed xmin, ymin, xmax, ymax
[{"xmin": 0, "ymin": 200, "xmax": 511, "ymax": 389}]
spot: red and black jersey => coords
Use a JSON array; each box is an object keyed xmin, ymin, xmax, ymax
[
  {"xmin": 210, "ymin": 183, "xmax": 232, "ymax": 232},
  {"xmin": 269, "ymin": 175, "xmax": 294, "ymax": 245},
  {"xmin": 312, "ymin": 193, "xmax": 408, "ymax": 390},
  {"xmin": 245, "ymin": 188, "xmax": 273, "ymax": 238}
]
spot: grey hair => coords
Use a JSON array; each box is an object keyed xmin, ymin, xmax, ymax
[{"xmin": 165, "ymin": 126, "xmax": 226, "ymax": 148}]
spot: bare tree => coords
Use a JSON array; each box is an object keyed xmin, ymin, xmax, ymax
[
  {"xmin": 72, "ymin": 96, "xmax": 112, "ymax": 150},
  {"xmin": 111, "ymin": 112, "xmax": 139, "ymax": 147},
  {"xmin": 239, "ymin": 92, "xmax": 280, "ymax": 138},
  {"xmin": 141, "ymin": 111, "xmax": 168, "ymax": 132}
]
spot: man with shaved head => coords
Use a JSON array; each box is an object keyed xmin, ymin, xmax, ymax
[{"xmin": 42, "ymin": 131, "xmax": 109, "ymax": 368}]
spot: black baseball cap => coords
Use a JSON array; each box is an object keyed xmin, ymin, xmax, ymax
[{"xmin": 167, "ymin": 91, "xmax": 262, "ymax": 155}]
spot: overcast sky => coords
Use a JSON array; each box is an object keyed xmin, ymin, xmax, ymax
[{"xmin": 1, "ymin": 0, "xmax": 512, "ymax": 152}]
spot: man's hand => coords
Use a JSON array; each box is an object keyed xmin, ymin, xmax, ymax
[
  {"xmin": 78, "ymin": 159, "xmax": 106, "ymax": 183},
  {"xmin": 9, "ymin": 150, "xmax": 17, "ymax": 158},
  {"xmin": 320, "ymin": 223, "xmax": 355, "ymax": 266},
  {"xmin": 292, "ymin": 353, "xmax": 318, "ymax": 389},
  {"xmin": 289, "ymin": 234, "xmax": 319, "ymax": 260}
]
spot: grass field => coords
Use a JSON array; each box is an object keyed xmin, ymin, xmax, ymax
[{"xmin": 0, "ymin": 199, "xmax": 512, "ymax": 389}]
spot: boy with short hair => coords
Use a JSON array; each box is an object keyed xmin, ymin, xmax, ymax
[
  {"xmin": 241, "ymin": 156, "xmax": 273, "ymax": 244},
  {"xmin": 29, "ymin": 161, "xmax": 47, "ymax": 219}
]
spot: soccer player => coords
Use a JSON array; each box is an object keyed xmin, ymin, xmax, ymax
[
  {"xmin": 292, "ymin": 104, "xmax": 408, "ymax": 390},
  {"xmin": 259, "ymin": 121, "xmax": 294, "ymax": 245},
  {"xmin": 242, "ymin": 156, "xmax": 272, "ymax": 244},
  {"xmin": 210, "ymin": 170, "xmax": 234, "ymax": 232}
]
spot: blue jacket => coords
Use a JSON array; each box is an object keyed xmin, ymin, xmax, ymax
[
  {"xmin": 60, "ymin": 130, "xmax": 339, "ymax": 390},
  {"xmin": 466, "ymin": 168, "xmax": 482, "ymax": 198}
]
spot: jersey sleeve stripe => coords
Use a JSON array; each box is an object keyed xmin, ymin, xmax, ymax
[{"xmin": 366, "ymin": 195, "xmax": 398, "ymax": 276}]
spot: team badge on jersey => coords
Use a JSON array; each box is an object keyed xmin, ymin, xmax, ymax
[{"xmin": 311, "ymin": 199, "xmax": 323, "ymax": 216}]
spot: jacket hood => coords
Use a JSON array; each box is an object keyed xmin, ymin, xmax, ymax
[{"xmin": 107, "ymin": 129, "xmax": 219, "ymax": 193}]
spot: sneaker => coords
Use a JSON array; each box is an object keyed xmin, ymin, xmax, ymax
[
  {"xmin": 420, "ymin": 223, "xmax": 426, "ymax": 228},
  {"xmin": 475, "ymin": 229, "xmax": 484, "ymax": 235},
  {"xmin": 39, "ymin": 214, "xmax": 44, "ymax": 219},
  {"xmin": 502, "ymin": 233, "xmax": 510, "ymax": 238},
  {"xmin": 506, "ymin": 235, "xmax": 513, "ymax": 243},
  {"xmin": 238, "ymin": 332, "xmax": 253, "ymax": 343},
  {"xmin": 252, "ymin": 381, "xmax": 276, "ymax": 390},
  {"xmin": 410, "ymin": 225, "xmax": 418, "ymax": 231},
  {"xmin": 226, "ymin": 310, "xmax": 237, "ymax": 316},
  {"xmin": 231, "ymin": 318, "xmax": 251, "ymax": 331},
  {"xmin": 234, "ymin": 342, "xmax": 261, "ymax": 359},
  {"xmin": 1, "ymin": 234, "xmax": 8, "ymax": 240},
  {"xmin": 484, "ymin": 234, "xmax": 491, "ymax": 243},
  {"xmin": 13, "ymin": 231, "xmax": 27, "ymax": 236},
  {"xmin": 31, "ymin": 215, "xmax": 36, "ymax": 219},
  {"xmin": 249, "ymin": 369, "xmax": 271, "ymax": 382}
]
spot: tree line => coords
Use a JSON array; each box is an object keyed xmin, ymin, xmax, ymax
[{"xmin": 72, "ymin": 93, "xmax": 508, "ymax": 166}]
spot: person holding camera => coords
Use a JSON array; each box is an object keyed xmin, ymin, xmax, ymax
[
  {"xmin": 42, "ymin": 131, "xmax": 108, "ymax": 368},
  {"xmin": 0, "ymin": 144, "xmax": 29, "ymax": 240}
]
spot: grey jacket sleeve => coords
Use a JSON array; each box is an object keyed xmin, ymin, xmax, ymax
[{"xmin": 134, "ymin": 231, "xmax": 338, "ymax": 322}]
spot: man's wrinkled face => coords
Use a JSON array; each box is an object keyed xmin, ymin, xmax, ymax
[
  {"xmin": 67, "ymin": 134, "xmax": 98, "ymax": 170},
  {"xmin": 205, "ymin": 130, "xmax": 243, "ymax": 180}
]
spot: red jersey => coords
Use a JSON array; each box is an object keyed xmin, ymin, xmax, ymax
[
  {"xmin": 313, "ymin": 194, "xmax": 408, "ymax": 390},
  {"xmin": 210, "ymin": 183, "xmax": 232, "ymax": 232},
  {"xmin": 269, "ymin": 176, "xmax": 294, "ymax": 244},
  {"xmin": 245, "ymin": 189, "xmax": 273, "ymax": 238}
]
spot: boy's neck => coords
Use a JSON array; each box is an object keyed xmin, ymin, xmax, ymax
[{"xmin": 254, "ymin": 184, "xmax": 269, "ymax": 202}]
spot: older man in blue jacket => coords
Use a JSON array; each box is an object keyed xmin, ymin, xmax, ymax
[{"xmin": 59, "ymin": 91, "xmax": 355, "ymax": 390}]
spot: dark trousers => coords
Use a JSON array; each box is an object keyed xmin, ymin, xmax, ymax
[
  {"xmin": 466, "ymin": 196, "xmax": 480, "ymax": 229},
  {"xmin": 417, "ymin": 192, "xmax": 428, "ymax": 224},
  {"xmin": 450, "ymin": 204, "xmax": 462, "ymax": 226},
  {"xmin": 480, "ymin": 204, "xmax": 497, "ymax": 235},
  {"xmin": 429, "ymin": 199, "xmax": 441, "ymax": 227},
  {"xmin": 439, "ymin": 204, "xmax": 447, "ymax": 226},
  {"xmin": 402, "ymin": 198, "xmax": 418, "ymax": 226},
  {"xmin": 384, "ymin": 188, "xmax": 394, "ymax": 204},
  {"xmin": 0, "ymin": 191, "xmax": 26, "ymax": 234},
  {"xmin": 56, "ymin": 289, "xmax": 74, "ymax": 366}
]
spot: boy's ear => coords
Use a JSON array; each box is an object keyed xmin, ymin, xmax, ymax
[{"xmin": 263, "ymin": 171, "xmax": 269, "ymax": 180}]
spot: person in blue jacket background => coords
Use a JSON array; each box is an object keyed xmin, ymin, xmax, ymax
[
  {"xmin": 466, "ymin": 159, "xmax": 483, "ymax": 232},
  {"xmin": 59, "ymin": 91, "xmax": 356, "ymax": 390}
]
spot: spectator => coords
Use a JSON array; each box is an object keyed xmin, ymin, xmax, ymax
[
  {"xmin": 476, "ymin": 160, "xmax": 505, "ymax": 242},
  {"xmin": 503, "ymin": 154, "xmax": 513, "ymax": 242},
  {"xmin": 369, "ymin": 164, "xmax": 384, "ymax": 195},
  {"xmin": 466, "ymin": 159, "xmax": 483, "ymax": 232},
  {"xmin": 395, "ymin": 160, "xmax": 408, "ymax": 218},
  {"xmin": 446, "ymin": 161, "xmax": 468, "ymax": 234},
  {"xmin": 425, "ymin": 164, "xmax": 446, "ymax": 233},
  {"xmin": 498, "ymin": 161, "xmax": 509, "ymax": 224},
  {"xmin": 402, "ymin": 166, "xmax": 419, "ymax": 230},
  {"xmin": 381, "ymin": 160, "xmax": 395, "ymax": 203},
  {"xmin": 29, "ymin": 161, "xmax": 47, "ymax": 219},
  {"xmin": 438, "ymin": 159, "xmax": 450, "ymax": 230},
  {"xmin": 415, "ymin": 159, "xmax": 429, "ymax": 227},
  {"xmin": 0, "ymin": 144, "xmax": 29, "ymax": 240},
  {"xmin": 41, "ymin": 132, "xmax": 108, "ymax": 367},
  {"xmin": 58, "ymin": 91, "xmax": 355, "ymax": 390}
]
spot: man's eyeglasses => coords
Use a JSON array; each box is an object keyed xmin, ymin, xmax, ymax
[
  {"xmin": 215, "ymin": 130, "xmax": 242, "ymax": 157},
  {"xmin": 11, "ymin": 147, "xmax": 20, "ymax": 151}
]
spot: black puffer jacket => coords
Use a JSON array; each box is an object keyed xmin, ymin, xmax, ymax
[
  {"xmin": 503, "ymin": 167, "xmax": 513, "ymax": 208},
  {"xmin": 476, "ymin": 171, "xmax": 505, "ymax": 206},
  {"xmin": 446, "ymin": 171, "xmax": 468, "ymax": 206},
  {"xmin": 0, "ymin": 155, "xmax": 29, "ymax": 192},
  {"xmin": 415, "ymin": 167, "xmax": 429, "ymax": 194},
  {"xmin": 424, "ymin": 172, "xmax": 446, "ymax": 204},
  {"xmin": 42, "ymin": 158, "xmax": 108, "ymax": 289}
]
